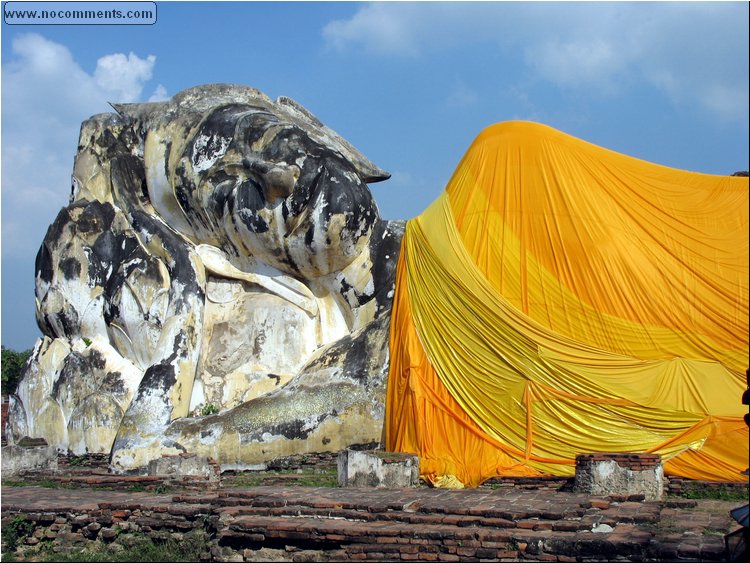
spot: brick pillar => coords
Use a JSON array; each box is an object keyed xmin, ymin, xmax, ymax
[{"xmin": 575, "ymin": 453, "xmax": 663, "ymax": 501}]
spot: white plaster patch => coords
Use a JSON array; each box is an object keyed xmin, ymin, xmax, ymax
[
  {"xmin": 198, "ymin": 423, "xmax": 222, "ymax": 446},
  {"xmin": 594, "ymin": 460, "xmax": 617, "ymax": 479},
  {"xmin": 342, "ymin": 170, "xmax": 359, "ymax": 184},
  {"xmin": 192, "ymin": 133, "xmax": 231, "ymax": 173}
]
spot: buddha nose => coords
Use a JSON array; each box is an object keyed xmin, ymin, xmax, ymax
[{"xmin": 263, "ymin": 164, "xmax": 300, "ymax": 200}]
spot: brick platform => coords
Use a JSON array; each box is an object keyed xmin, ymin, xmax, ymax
[{"xmin": 2, "ymin": 484, "xmax": 745, "ymax": 561}]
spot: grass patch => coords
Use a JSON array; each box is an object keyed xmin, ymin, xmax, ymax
[
  {"xmin": 3, "ymin": 534, "xmax": 209, "ymax": 562},
  {"xmin": 0, "ymin": 478, "xmax": 74, "ymax": 490},
  {"xmin": 2, "ymin": 516, "xmax": 35, "ymax": 553},
  {"xmin": 226, "ymin": 467, "xmax": 337, "ymax": 488},
  {"xmin": 678, "ymin": 485, "xmax": 748, "ymax": 502},
  {"xmin": 703, "ymin": 527, "xmax": 730, "ymax": 537},
  {"xmin": 0, "ymin": 480, "xmax": 29, "ymax": 488},
  {"xmin": 67, "ymin": 455, "xmax": 87, "ymax": 467}
]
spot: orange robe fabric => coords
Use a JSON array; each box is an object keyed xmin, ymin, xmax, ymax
[{"xmin": 386, "ymin": 121, "xmax": 748, "ymax": 487}]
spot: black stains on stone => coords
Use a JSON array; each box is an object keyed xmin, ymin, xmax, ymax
[
  {"xmin": 60, "ymin": 257, "xmax": 81, "ymax": 280},
  {"xmin": 37, "ymin": 200, "xmax": 121, "ymax": 294},
  {"xmin": 36, "ymin": 243, "xmax": 54, "ymax": 286},
  {"xmin": 338, "ymin": 277, "xmax": 372, "ymax": 309},
  {"xmin": 193, "ymin": 105, "xmax": 252, "ymax": 153},
  {"xmin": 96, "ymin": 128, "xmax": 118, "ymax": 150},
  {"xmin": 121, "ymin": 330, "xmax": 195, "ymax": 430},
  {"xmin": 110, "ymin": 155, "xmax": 148, "ymax": 212},
  {"xmin": 88, "ymin": 349, "xmax": 107, "ymax": 370},
  {"xmin": 206, "ymin": 171, "xmax": 236, "ymax": 219},
  {"xmin": 260, "ymin": 415, "xmax": 326, "ymax": 442},
  {"xmin": 77, "ymin": 201, "xmax": 115, "ymax": 234},
  {"xmin": 322, "ymin": 436, "xmax": 331, "ymax": 445},
  {"xmin": 42, "ymin": 207, "xmax": 75, "ymax": 255},
  {"xmin": 231, "ymin": 179, "xmax": 269, "ymax": 233},
  {"xmin": 267, "ymin": 374, "xmax": 281, "ymax": 385},
  {"xmin": 139, "ymin": 176, "xmax": 150, "ymax": 204},
  {"xmin": 101, "ymin": 370, "xmax": 126, "ymax": 396},
  {"xmin": 53, "ymin": 352, "xmax": 88, "ymax": 399},
  {"xmin": 341, "ymin": 330, "xmax": 369, "ymax": 384},
  {"xmin": 190, "ymin": 133, "xmax": 228, "ymax": 169},
  {"xmin": 314, "ymin": 161, "xmax": 377, "ymax": 239},
  {"xmin": 128, "ymin": 205, "xmax": 205, "ymax": 308},
  {"xmin": 136, "ymin": 362, "xmax": 178, "ymax": 400},
  {"xmin": 281, "ymin": 248, "xmax": 302, "ymax": 275},
  {"xmin": 304, "ymin": 224, "xmax": 315, "ymax": 246},
  {"xmin": 91, "ymin": 230, "xmax": 117, "ymax": 263},
  {"xmin": 281, "ymin": 201, "xmax": 289, "ymax": 223},
  {"xmin": 37, "ymin": 196, "xmax": 153, "ymax": 338},
  {"xmin": 162, "ymin": 139, "xmax": 173, "ymax": 185},
  {"xmin": 102, "ymin": 247, "xmax": 154, "ymax": 326},
  {"xmin": 173, "ymin": 173, "xmax": 194, "ymax": 218},
  {"xmin": 367, "ymin": 219, "xmax": 404, "ymax": 316},
  {"xmin": 45, "ymin": 298, "xmax": 80, "ymax": 339},
  {"xmin": 253, "ymin": 331, "xmax": 267, "ymax": 357},
  {"xmin": 159, "ymin": 439, "xmax": 187, "ymax": 453},
  {"xmin": 34, "ymin": 206, "xmax": 76, "ymax": 286}
]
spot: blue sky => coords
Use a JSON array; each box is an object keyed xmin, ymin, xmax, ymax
[{"xmin": 1, "ymin": 1, "xmax": 748, "ymax": 351}]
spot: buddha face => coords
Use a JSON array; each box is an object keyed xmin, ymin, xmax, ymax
[{"xmin": 169, "ymin": 104, "xmax": 379, "ymax": 279}]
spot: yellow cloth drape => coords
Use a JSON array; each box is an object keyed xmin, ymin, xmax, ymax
[{"xmin": 386, "ymin": 121, "xmax": 748, "ymax": 487}]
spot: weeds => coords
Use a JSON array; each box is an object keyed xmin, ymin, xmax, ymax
[
  {"xmin": 1, "ymin": 516, "xmax": 34, "ymax": 552},
  {"xmin": 225, "ymin": 467, "xmax": 337, "ymax": 488},
  {"xmin": 703, "ymin": 526, "xmax": 729, "ymax": 537},
  {"xmin": 35, "ymin": 479, "xmax": 63, "ymax": 489},
  {"xmin": 678, "ymin": 485, "xmax": 748, "ymax": 502},
  {"xmin": 152, "ymin": 484, "xmax": 170, "ymax": 495},
  {"xmin": 67, "ymin": 455, "xmax": 87, "ymax": 467},
  {"xmin": 8, "ymin": 534, "xmax": 210, "ymax": 562},
  {"xmin": 200, "ymin": 403, "xmax": 219, "ymax": 416}
]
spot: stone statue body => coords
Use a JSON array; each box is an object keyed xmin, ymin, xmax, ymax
[{"xmin": 7, "ymin": 85, "xmax": 403, "ymax": 472}]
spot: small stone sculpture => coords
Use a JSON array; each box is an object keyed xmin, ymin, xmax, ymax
[{"xmin": 7, "ymin": 84, "xmax": 404, "ymax": 472}]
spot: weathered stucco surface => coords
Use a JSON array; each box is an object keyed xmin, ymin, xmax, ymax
[{"xmin": 7, "ymin": 84, "xmax": 403, "ymax": 472}]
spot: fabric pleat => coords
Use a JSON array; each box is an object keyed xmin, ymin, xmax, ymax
[{"xmin": 386, "ymin": 121, "xmax": 748, "ymax": 487}]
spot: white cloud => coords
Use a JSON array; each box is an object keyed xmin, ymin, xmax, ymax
[
  {"xmin": 1, "ymin": 33, "xmax": 165, "ymax": 258},
  {"xmin": 524, "ymin": 38, "xmax": 624, "ymax": 94},
  {"xmin": 700, "ymin": 84, "xmax": 748, "ymax": 123},
  {"xmin": 148, "ymin": 84, "xmax": 170, "ymax": 103},
  {"xmin": 94, "ymin": 52, "xmax": 156, "ymax": 101},
  {"xmin": 322, "ymin": 2, "xmax": 748, "ymax": 121},
  {"xmin": 445, "ymin": 79, "xmax": 478, "ymax": 108},
  {"xmin": 323, "ymin": 3, "xmax": 422, "ymax": 56}
]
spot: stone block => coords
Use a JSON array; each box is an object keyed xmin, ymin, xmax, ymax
[
  {"xmin": 337, "ymin": 449, "xmax": 419, "ymax": 488},
  {"xmin": 574, "ymin": 453, "xmax": 663, "ymax": 501},
  {"xmin": 1, "ymin": 443, "xmax": 58, "ymax": 475},
  {"xmin": 146, "ymin": 453, "xmax": 220, "ymax": 483}
]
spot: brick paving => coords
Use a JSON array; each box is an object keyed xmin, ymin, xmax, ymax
[{"xmin": 1, "ymin": 484, "xmax": 746, "ymax": 561}]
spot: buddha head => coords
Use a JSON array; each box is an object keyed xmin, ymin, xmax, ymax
[{"xmin": 119, "ymin": 84, "xmax": 390, "ymax": 278}]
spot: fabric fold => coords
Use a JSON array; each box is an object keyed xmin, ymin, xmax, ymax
[{"xmin": 386, "ymin": 121, "xmax": 748, "ymax": 486}]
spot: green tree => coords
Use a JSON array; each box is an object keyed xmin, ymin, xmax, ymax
[{"xmin": 1, "ymin": 346, "xmax": 33, "ymax": 395}]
